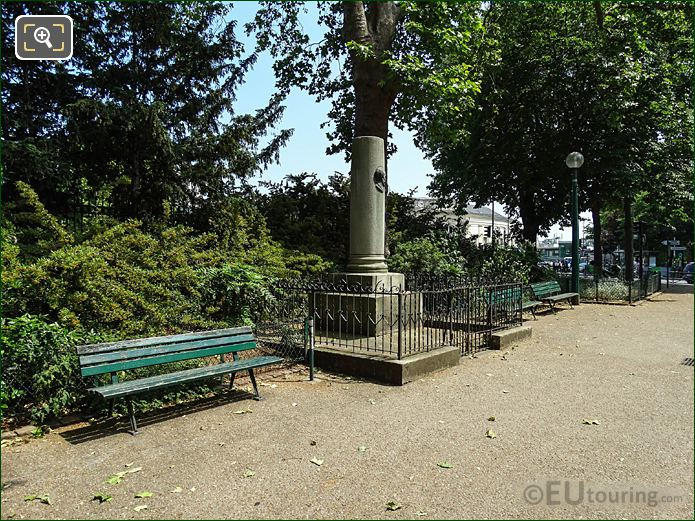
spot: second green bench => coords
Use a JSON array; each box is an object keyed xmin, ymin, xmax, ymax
[{"xmin": 530, "ymin": 280, "xmax": 579, "ymax": 313}]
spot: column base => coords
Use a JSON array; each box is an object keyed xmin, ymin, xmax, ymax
[{"xmin": 346, "ymin": 254, "xmax": 388, "ymax": 274}]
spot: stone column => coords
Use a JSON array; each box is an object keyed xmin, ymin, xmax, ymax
[{"xmin": 347, "ymin": 136, "xmax": 388, "ymax": 273}]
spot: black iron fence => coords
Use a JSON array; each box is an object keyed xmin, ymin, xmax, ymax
[
  {"xmin": 558, "ymin": 271, "xmax": 661, "ymax": 304},
  {"xmin": 262, "ymin": 275, "xmax": 522, "ymax": 360}
]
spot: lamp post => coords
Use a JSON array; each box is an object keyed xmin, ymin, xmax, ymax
[{"xmin": 565, "ymin": 152, "xmax": 584, "ymax": 294}]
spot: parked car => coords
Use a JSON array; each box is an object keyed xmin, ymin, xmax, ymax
[{"xmin": 682, "ymin": 262, "xmax": 694, "ymax": 283}]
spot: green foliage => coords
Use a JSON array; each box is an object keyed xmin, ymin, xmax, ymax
[
  {"xmin": 2, "ymin": 2, "xmax": 290, "ymax": 223},
  {"xmin": 388, "ymin": 236, "xmax": 464, "ymax": 276},
  {"xmin": 477, "ymin": 245, "xmax": 534, "ymax": 286},
  {"xmin": 5, "ymin": 220, "xmax": 224, "ymax": 337},
  {"xmin": 389, "ymin": 233, "xmax": 541, "ymax": 285},
  {"xmin": 258, "ymin": 173, "xmax": 350, "ymax": 263},
  {"xmin": 197, "ymin": 263, "xmax": 276, "ymax": 326},
  {"xmin": 2, "ymin": 184, "xmax": 322, "ymax": 338},
  {"xmin": 425, "ymin": 2, "xmax": 693, "ymax": 242},
  {"xmin": 247, "ymin": 2, "xmax": 483, "ymax": 160},
  {"xmin": 0, "ymin": 184, "xmax": 335, "ymax": 422},
  {"xmin": 4, "ymin": 181, "xmax": 73, "ymax": 259},
  {"xmin": 0, "ymin": 315, "xmax": 107, "ymax": 423}
]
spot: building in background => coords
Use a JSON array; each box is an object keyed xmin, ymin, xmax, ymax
[
  {"xmin": 537, "ymin": 237, "xmax": 572, "ymax": 262},
  {"xmin": 413, "ymin": 198, "xmax": 513, "ymax": 246}
]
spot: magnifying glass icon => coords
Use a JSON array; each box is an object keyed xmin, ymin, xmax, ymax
[{"xmin": 33, "ymin": 26, "xmax": 52, "ymax": 49}]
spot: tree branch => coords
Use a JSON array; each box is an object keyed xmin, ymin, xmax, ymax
[
  {"xmin": 593, "ymin": 1, "xmax": 604, "ymax": 29},
  {"xmin": 343, "ymin": 1, "xmax": 371, "ymax": 45}
]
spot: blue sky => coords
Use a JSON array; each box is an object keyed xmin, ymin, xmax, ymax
[{"xmin": 230, "ymin": 3, "xmax": 582, "ymax": 240}]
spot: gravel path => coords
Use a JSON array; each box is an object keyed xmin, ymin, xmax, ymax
[{"xmin": 2, "ymin": 287, "xmax": 693, "ymax": 519}]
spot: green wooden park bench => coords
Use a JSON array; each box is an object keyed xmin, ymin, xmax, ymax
[
  {"xmin": 529, "ymin": 280, "xmax": 579, "ymax": 313},
  {"xmin": 521, "ymin": 287, "xmax": 542, "ymax": 319},
  {"xmin": 487, "ymin": 286, "xmax": 542, "ymax": 321},
  {"xmin": 77, "ymin": 326, "xmax": 283, "ymax": 434}
]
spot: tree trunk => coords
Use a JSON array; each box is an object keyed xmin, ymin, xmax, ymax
[
  {"xmin": 518, "ymin": 191, "xmax": 539, "ymax": 243},
  {"xmin": 623, "ymin": 196, "xmax": 634, "ymax": 281},
  {"xmin": 591, "ymin": 199, "xmax": 603, "ymax": 278},
  {"xmin": 343, "ymin": 1, "xmax": 400, "ymax": 148}
]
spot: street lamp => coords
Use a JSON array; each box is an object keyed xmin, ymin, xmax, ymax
[{"xmin": 565, "ymin": 152, "xmax": 584, "ymax": 294}]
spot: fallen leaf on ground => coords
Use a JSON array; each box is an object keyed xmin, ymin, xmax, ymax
[
  {"xmin": 126, "ymin": 467, "xmax": 142, "ymax": 474},
  {"xmin": 488, "ymin": 416, "xmax": 496, "ymax": 421},
  {"xmin": 124, "ymin": 462, "xmax": 133, "ymax": 468},
  {"xmin": 368, "ymin": 399, "xmax": 376, "ymax": 405},
  {"xmin": 501, "ymin": 390, "xmax": 509, "ymax": 394},
  {"xmin": 485, "ymin": 429, "xmax": 497, "ymax": 439},
  {"xmin": 105, "ymin": 475, "xmax": 123, "ymax": 485},
  {"xmin": 24, "ymin": 494, "xmax": 51, "ymax": 505},
  {"xmin": 292, "ymin": 403, "xmax": 298, "ymax": 407},
  {"xmin": 310, "ymin": 440, "xmax": 317, "ymax": 446},
  {"xmin": 134, "ymin": 505, "xmax": 148, "ymax": 512},
  {"xmin": 233, "ymin": 408, "xmax": 253, "ymax": 414},
  {"xmin": 357, "ymin": 446, "xmax": 367, "ymax": 452},
  {"xmin": 437, "ymin": 461, "xmax": 453, "ymax": 469},
  {"xmin": 415, "ymin": 511, "xmax": 427, "ymax": 516},
  {"xmin": 582, "ymin": 419, "xmax": 600, "ymax": 425},
  {"xmin": 243, "ymin": 469, "xmax": 255, "ymax": 478},
  {"xmin": 485, "ymin": 373, "xmax": 493, "ymax": 377},
  {"xmin": 385, "ymin": 500, "xmax": 402, "ymax": 511},
  {"xmin": 171, "ymin": 487, "xmax": 183, "ymax": 493},
  {"xmin": 134, "ymin": 491, "xmax": 153, "ymax": 498},
  {"xmin": 92, "ymin": 493, "xmax": 112, "ymax": 503},
  {"xmin": 310, "ymin": 457, "xmax": 324, "ymax": 466}
]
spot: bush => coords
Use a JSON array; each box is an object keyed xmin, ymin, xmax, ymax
[
  {"xmin": 388, "ymin": 236, "xmax": 464, "ymax": 275},
  {"xmin": 0, "ymin": 315, "xmax": 108, "ymax": 423},
  {"xmin": 4, "ymin": 221, "xmax": 229, "ymax": 337},
  {"xmin": 388, "ymin": 234, "xmax": 540, "ymax": 284},
  {"xmin": 1, "ymin": 184, "xmax": 333, "ymax": 422}
]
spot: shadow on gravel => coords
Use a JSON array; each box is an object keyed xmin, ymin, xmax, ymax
[
  {"xmin": 59, "ymin": 389, "xmax": 258, "ymax": 445},
  {"xmin": 660, "ymin": 284, "xmax": 694, "ymax": 295}
]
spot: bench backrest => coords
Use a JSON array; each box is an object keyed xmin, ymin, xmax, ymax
[
  {"xmin": 77, "ymin": 326, "xmax": 255, "ymax": 378},
  {"xmin": 488, "ymin": 287, "xmax": 521, "ymax": 305},
  {"xmin": 530, "ymin": 280, "xmax": 561, "ymax": 298}
]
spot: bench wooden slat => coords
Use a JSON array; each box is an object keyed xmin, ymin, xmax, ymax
[
  {"xmin": 530, "ymin": 281, "xmax": 563, "ymax": 298},
  {"xmin": 88, "ymin": 356, "xmax": 283, "ymax": 399},
  {"xmin": 76, "ymin": 326, "xmax": 252, "ymax": 356},
  {"xmin": 543, "ymin": 292, "xmax": 578, "ymax": 302},
  {"xmin": 79, "ymin": 334, "xmax": 256, "ymax": 366},
  {"xmin": 522, "ymin": 300, "xmax": 542, "ymax": 309},
  {"xmin": 81, "ymin": 341, "xmax": 257, "ymax": 377}
]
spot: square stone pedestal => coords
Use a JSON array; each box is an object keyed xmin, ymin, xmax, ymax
[{"xmin": 313, "ymin": 272, "xmax": 422, "ymax": 337}]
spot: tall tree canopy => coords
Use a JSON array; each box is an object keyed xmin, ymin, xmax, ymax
[
  {"xmin": 425, "ymin": 1, "xmax": 693, "ymax": 247},
  {"xmin": 2, "ymin": 1, "xmax": 291, "ymax": 224},
  {"xmin": 246, "ymin": 1, "xmax": 483, "ymax": 164}
]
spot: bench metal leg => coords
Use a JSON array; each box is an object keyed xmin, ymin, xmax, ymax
[
  {"xmin": 108, "ymin": 398, "xmax": 115, "ymax": 417},
  {"xmin": 126, "ymin": 397, "xmax": 138, "ymax": 435},
  {"xmin": 229, "ymin": 371, "xmax": 236, "ymax": 390},
  {"xmin": 248, "ymin": 369, "xmax": 261, "ymax": 401}
]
